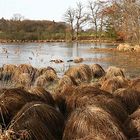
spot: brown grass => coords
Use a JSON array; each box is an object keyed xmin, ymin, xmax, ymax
[
  {"xmin": 0, "ymin": 67, "xmax": 3, "ymax": 80},
  {"xmin": 63, "ymin": 106, "xmax": 127, "ymax": 140},
  {"xmin": 17, "ymin": 64, "xmax": 34, "ymax": 74},
  {"xmin": 131, "ymin": 78, "xmax": 140, "ymax": 92},
  {"xmin": 54, "ymin": 85, "xmax": 76, "ymax": 117},
  {"xmin": 0, "ymin": 129, "xmax": 31, "ymax": 140},
  {"xmin": 113, "ymin": 88, "xmax": 140, "ymax": 114},
  {"xmin": 1, "ymin": 64, "xmax": 17, "ymax": 81},
  {"xmin": 0, "ymin": 88, "xmax": 49, "ymax": 127},
  {"xmin": 16, "ymin": 73, "xmax": 32, "ymax": 88},
  {"xmin": 8, "ymin": 102, "xmax": 64, "ymax": 140},
  {"xmin": 105, "ymin": 66, "xmax": 125, "ymax": 79},
  {"xmin": 57, "ymin": 75, "xmax": 77, "ymax": 88},
  {"xmin": 65, "ymin": 64, "xmax": 92, "ymax": 85},
  {"xmin": 16, "ymin": 64, "xmax": 38, "ymax": 82},
  {"xmin": 38, "ymin": 66, "xmax": 56, "ymax": 76},
  {"xmin": 66, "ymin": 86, "xmax": 128, "ymax": 123},
  {"xmin": 124, "ymin": 107, "xmax": 140, "ymax": 139},
  {"xmin": 3, "ymin": 64, "xmax": 17, "ymax": 72},
  {"xmin": 29, "ymin": 86, "xmax": 56, "ymax": 108},
  {"xmin": 76, "ymin": 134, "xmax": 118, "ymax": 140},
  {"xmin": 12, "ymin": 65, "xmax": 39, "ymax": 84},
  {"xmin": 73, "ymin": 57, "xmax": 84, "ymax": 63},
  {"xmin": 90, "ymin": 64, "xmax": 105, "ymax": 79},
  {"xmin": 34, "ymin": 69, "xmax": 59, "ymax": 92},
  {"xmin": 100, "ymin": 76, "xmax": 129, "ymax": 93}
]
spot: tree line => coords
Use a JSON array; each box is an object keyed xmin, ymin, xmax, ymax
[
  {"xmin": 0, "ymin": 17, "xmax": 67, "ymax": 41},
  {"xmin": 64, "ymin": 0, "xmax": 140, "ymax": 44},
  {"xmin": 0, "ymin": 0, "xmax": 140, "ymax": 44}
]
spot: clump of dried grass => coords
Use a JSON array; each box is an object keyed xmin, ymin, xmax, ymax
[
  {"xmin": 29, "ymin": 86, "xmax": 56, "ymax": 108},
  {"xmin": 1, "ymin": 64, "xmax": 17, "ymax": 82},
  {"xmin": 63, "ymin": 106, "xmax": 127, "ymax": 140},
  {"xmin": 54, "ymin": 85, "xmax": 76, "ymax": 117},
  {"xmin": 16, "ymin": 73, "xmax": 32, "ymax": 88},
  {"xmin": 66, "ymin": 86, "xmax": 128, "ymax": 123},
  {"xmin": 100, "ymin": 76, "xmax": 129, "ymax": 93},
  {"xmin": 38, "ymin": 67, "xmax": 56, "ymax": 76},
  {"xmin": 0, "ymin": 88, "xmax": 49, "ymax": 126},
  {"xmin": 34, "ymin": 69, "xmax": 59, "ymax": 93},
  {"xmin": 114, "ymin": 88, "xmax": 140, "ymax": 114},
  {"xmin": 8, "ymin": 102, "xmax": 64, "ymax": 140},
  {"xmin": 131, "ymin": 78, "xmax": 140, "ymax": 92},
  {"xmin": 105, "ymin": 66, "xmax": 125, "ymax": 79},
  {"xmin": 124, "ymin": 107, "xmax": 140, "ymax": 139},
  {"xmin": 65, "ymin": 64, "xmax": 92, "ymax": 85},
  {"xmin": 90, "ymin": 64, "xmax": 105, "ymax": 79}
]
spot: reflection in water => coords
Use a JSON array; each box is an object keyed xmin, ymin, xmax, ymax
[{"xmin": 0, "ymin": 42, "xmax": 140, "ymax": 77}]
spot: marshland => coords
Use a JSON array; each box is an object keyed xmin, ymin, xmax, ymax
[
  {"xmin": 1, "ymin": 0, "xmax": 140, "ymax": 139},
  {"xmin": 0, "ymin": 43, "xmax": 140, "ymax": 140}
]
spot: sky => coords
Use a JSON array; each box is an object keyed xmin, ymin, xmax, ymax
[{"xmin": 0, "ymin": 0, "xmax": 86, "ymax": 22}]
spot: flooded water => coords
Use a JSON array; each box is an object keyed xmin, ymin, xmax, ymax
[{"xmin": 0, "ymin": 42, "xmax": 140, "ymax": 78}]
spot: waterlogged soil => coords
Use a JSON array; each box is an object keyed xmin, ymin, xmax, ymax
[{"xmin": 0, "ymin": 42, "xmax": 140, "ymax": 78}]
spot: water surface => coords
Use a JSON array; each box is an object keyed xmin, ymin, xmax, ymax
[{"xmin": 0, "ymin": 42, "xmax": 139, "ymax": 78}]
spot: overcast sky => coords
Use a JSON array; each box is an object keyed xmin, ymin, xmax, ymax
[{"xmin": 0, "ymin": 0, "xmax": 87, "ymax": 21}]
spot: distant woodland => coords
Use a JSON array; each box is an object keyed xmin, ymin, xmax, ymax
[
  {"xmin": 0, "ymin": 0, "xmax": 140, "ymax": 44},
  {"xmin": 0, "ymin": 18, "xmax": 67, "ymax": 41}
]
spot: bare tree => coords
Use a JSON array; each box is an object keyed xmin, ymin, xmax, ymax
[
  {"xmin": 64, "ymin": 7, "xmax": 75, "ymax": 40},
  {"xmin": 87, "ymin": 1, "xmax": 109, "ymax": 40},
  {"xmin": 75, "ymin": 2, "xmax": 88, "ymax": 41},
  {"xmin": 87, "ymin": 1, "xmax": 100, "ymax": 39},
  {"xmin": 12, "ymin": 13, "xmax": 24, "ymax": 21}
]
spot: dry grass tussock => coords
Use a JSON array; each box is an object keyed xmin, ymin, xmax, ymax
[
  {"xmin": 114, "ymin": 88, "xmax": 140, "ymax": 114},
  {"xmin": 29, "ymin": 86, "xmax": 56, "ymax": 108},
  {"xmin": 17, "ymin": 64, "xmax": 35, "ymax": 75},
  {"xmin": 100, "ymin": 76, "xmax": 129, "ymax": 93},
  {"xmin": 72, "ymin": 85, "xmax": 113, "ymax": 99},
  {"xmin": 2, "ymin": 64, "xmax": 17, "ymax": 72},
  {"xmin": 76, "ymin": 134, "xmax": 119, "ymax": 140},
  {"xmin": 131, "ymin": 78, "xmax": 140, "ymax": 92},
  {"xmin": 34, "ymin": 69, "xmax": 59, "ymax": 93},
  {"xmin": 57, "ymin": 75, "xmax": 77, "ymax": 88},
  {"xmin": 14, "ymin": 65, "xmax": 39, "ymax": 82},
  {"xmin": 90, "ymin": 64, "xmax": 105, "ymax": 79},
  {"xmin": 63, "ymin": 106, "xmax": 127, "ymax": 140},
  {"xmin": 65, "ymin": 64, "xmax": 92, "ymax": 84},
  {"xmin": 16, "ymin": 73, "xmax": 32, "ymax": 89},
  {"xmin": 0, "ymin": 64, "xmax": 40, "ymax": 89},
  {"xmin": 0, "ymin": 63, "xmax": 140, "ymax": 139},
  {"xmin": 124, "ymin": 107, "xmax": 140, "ymax": 139},
  {"xmin": 8, "ymin": 102, "xmax": 64, "ymax": 140},
  {"xmin": 73, "ymin": 57, "xmax": 84, "ymax": 63},
  {"xmin": 66, "ymin": 86, "xmax": 128, "ymax": 123},
  {"xmin": 54, "ymin": 85, "xmax": 76, "ymax": 117},
  {"xmin": 38, "ymin": 67, "xmax": 56, "ymax": 76},
  {"xmin": 0, "ymin": 64, "xmax": 17, "ymax": 81},
  {"xmin": 105, "ymin": 66, "xmax": 125, "ymax": 79},
  {"xmin": 0, "ymin": 88, "xmax": 52, "ymax": 127}
]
